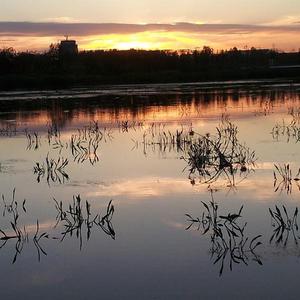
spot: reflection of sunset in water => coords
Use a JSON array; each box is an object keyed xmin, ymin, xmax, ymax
[
  {"xmin": 1, "ymin": 84, "xmax": 300, "ymax": 298},
  {"xmin": 1, "ymin": 87, "xmax": 300, "ymax": 130}
]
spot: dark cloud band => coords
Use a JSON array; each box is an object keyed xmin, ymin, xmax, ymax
[{"xmin": 0, "ymin": 22, "xmax": 299, "ymax": 37}]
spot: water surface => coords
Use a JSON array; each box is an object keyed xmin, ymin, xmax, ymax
[{"xmin": 1, "ymin": 82, "xmax": 300, "ymax": 299}]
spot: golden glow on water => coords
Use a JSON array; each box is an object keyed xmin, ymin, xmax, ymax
[{"xmin": 3, "ymin": 92, "xmax": 300, "ymax": 128}]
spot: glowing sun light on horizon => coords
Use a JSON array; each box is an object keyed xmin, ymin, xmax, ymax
[{"xmin": 81, "ymin": 31, "xmax": 210, "ymax": 51}]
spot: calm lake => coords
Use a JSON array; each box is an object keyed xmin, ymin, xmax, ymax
[{"xmin": 1, "ymin": 80, "xmax": 300, "ymax": 299}]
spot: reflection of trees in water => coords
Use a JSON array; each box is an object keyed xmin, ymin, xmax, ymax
[
  {"xmin": 0, "ymin": 190, "xmax": 115, "ymax": 264},
  {"xmin": 1, "ymin": 87, "xmax": 300, "ymax": 130}
]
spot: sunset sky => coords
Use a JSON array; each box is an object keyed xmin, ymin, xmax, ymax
[{"xmin": 1, "ymin": 0, "xmax": 300, "ymax": 51}]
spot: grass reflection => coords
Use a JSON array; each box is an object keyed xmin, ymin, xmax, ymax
[
  {"xmin": 0, "ymin": 190, "xmax": 115, "ymax": 264},
  {"xmin": 186, "ymin": 188, "xmax": 262, "ymax": 276}
]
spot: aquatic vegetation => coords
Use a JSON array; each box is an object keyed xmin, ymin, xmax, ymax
[
  {"xmin": 25, "ymin": 130, "xmax": 40, "ymax": 150},
  {"xmin": 186, "ymin": 189, "xmax": 262, "ymax": 276},
  {"xmin": 141, "ymin": 128, "xmax": 194, "ymax": 155},
  {"xmin": 0, "ymin": 189, "xmax": 47, "ymax": 263},
  {"xmin": 117, "ymin": 120, "xmax": 144, "ymax": 132},
  {"xmin": 271, "ymin": 119, "xmax": 300, "ymax": 143},
  {"xmin": 47, "ymin": 121, "xmax": 61, "ymax": 143},
  {"xmin": 184, "ymin": 118, "xmax": 257, "ymax": 187},
  {"xmin": 254, "ymin": 100, "xmax": 274, "ymax": 116},
  {"xmin": 69, "ymin": 121, "xmax": 112, "ymax": 165},
  {"xmin": 0, "ymin": 122, "xmax": 17, "ymax": 136},
  {"xmin": 132, "ymin": 123, "xmax": 195, "ymax": 155},
  {"xmin": 54, "ymin": 195, "xmax": 115, "ymax": 249},
  {"xmin": 33, "ymin": 155, "xmax": 69, "ymax": 185},
  {"xmin": 288, "ymin": 107, "xmax": 300, "ymax": 124},
  {"xmin": 273, "ymin": 164, "xmax": 300, "ymax": 194},
  {"xmin": 70, "ymin": 132, "xmax": 101, "ymax": 165},
  {"xmin": 269, "ymin": 205, "xmax": 299, "ymax": 246},
  {"xmin": 0, "ymin": 189, "xmax": 115, "ymax": 263}
]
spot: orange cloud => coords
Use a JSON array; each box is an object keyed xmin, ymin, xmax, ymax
[{"xmin": 1, "ymin": 22, "xmax": 300, "ymax": 51}]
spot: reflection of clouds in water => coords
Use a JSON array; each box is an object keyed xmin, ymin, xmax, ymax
[
  {"xmin": 86, "ymin": 177, "xmax": 194, "ymax": 199},
  {"xmin": 83, "ymin": 173, "xmax": 279, "ymax": 202},
  {"xmin": 3, "ymin": 220, "xmax": 56, "ymax": 237}
]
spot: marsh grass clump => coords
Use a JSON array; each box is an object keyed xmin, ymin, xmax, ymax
[
  {"xmin": 271, "ymin": 119, "xmax": 300, "ymax": 143},
  {"xmin": 117, "ymin": 120, "xmax": 144, "ymax": 132},
  {"xmin": 0, "ymin": 191, "xmax": 116, "ymax": 263},
  {"xmin": 288, "ymin": 107, "xmax": 300, "ymax": 124},
  {"xmin": 25, "ymin": 130, "xmax": 40, "ymax": 150},
  {"xmin": 186, "ymin": 189, "xmax": 262, "ymax": 276},
  {"xmin": 185, "ymin": 118, "xmax": 256, "ymax": 186},
  {"xmin": 70, "ymin": 133, "xmax": 101, "ymax": 165},
  {"xmin": 0, "ymin": 123, "xmax": 17, "ymax": 136},
  {"xmin": 69, "ymin": 121, "xmax": 112, "ymax": 165},
  {"xmin": 54, "ymin": 195, "xmax": 115, "ymax": 249},
  {"xmin": 273, "ymin": 164, "xmax": 300, "ymax": 194},
  {"xmin": 0, "ymin": 189, "xmax": 48, "ymax": 263},
  {"xmin": 254, "ymin": 100, "xmax": 274, "ymax": 116},
  {"xmin": 138, "ymin": 124, "xmax": 195, "ymax": 155},
  {"xmin": 269, "ymin": 205, "xmax": 299, "ymax": 246},
  {"xmin": 47, "ymin": 121, "xmax": 61, "ymax": 143},
  {"xmin": 33, "ymin": 155, "xmax": 69, "ymax": 184}
]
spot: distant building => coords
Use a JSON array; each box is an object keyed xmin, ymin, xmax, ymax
[{"xmin": 59, "ymin": 38, "xmax": 78, "ymax": 56}]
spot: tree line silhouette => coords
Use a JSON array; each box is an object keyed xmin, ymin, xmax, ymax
[{"xmin": 0, "ymin": 45, "xmax": 300, "ymax": 90}]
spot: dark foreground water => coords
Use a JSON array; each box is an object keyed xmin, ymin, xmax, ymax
[{"xmin": 1, "ymin": 81, "xmax": 300, "ymax": 299}]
